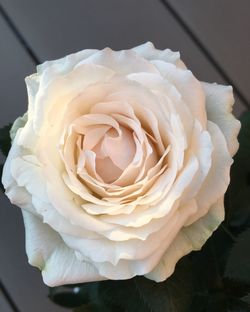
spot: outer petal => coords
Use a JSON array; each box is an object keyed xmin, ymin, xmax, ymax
[
  {"xmin": 152, "ymin": 62, "xmax": 207, "ymax": 128},
  {"xmin": 76, "ymin": 47, "xmax": 158, "ymax": 75},
  {"xmin": 185, "ymin": 121, "xmax": 232, "ymax": 226},
  {"xmin": 146, "ymin": 197, "xmax": 224, "ymax": 282},
  {"xmin": 132, "ymin": 42, "xmax": 186, "ymax": 69},
  {"xmin": 202, "ymin": 82, "xmax": 241, "ymax": 156},
  {"xmin": 10, "ymin": 113, "xmax": 28, "ymax": 141},
  {"xmin": 36, "ymin": 49, "xmax": 98, "ymax": 76},
  {"xmin": 22, "ymin": 210, "xmax": 103, "ymax": 286},
  {"xmin": 2, "ymin": 130, "xmax": 30, "ymax": 201}
]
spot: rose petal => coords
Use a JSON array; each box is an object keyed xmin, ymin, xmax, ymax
[
  {"xmin": 202, "ymin": 82, "xmax": 241, "ymax": 156},
  {"xmin": 22, "ymin": 211, "xmax": 103, "ymax": 287},
  {"xmin": 147, "ymin": 198, "xmax": 224, "ymax": 282}
]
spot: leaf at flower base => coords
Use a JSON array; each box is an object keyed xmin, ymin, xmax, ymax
[
  {"xmin": 227, "ymin": 297, "xmax": 250, "ymax": 312},
  {"xmin": 228, "ymin": 307, "xmax": 250, "ymax": 312},
  {"xmin": 0, "ymin": 124, "xmax": 12, "ymax": 157},
  {"xmin": 73, "ymin": 303, "xmax": 111, "ymax": 312},
  {"xmin": 224, "ymin": 228, "xmax": 250, "ymax": 284},
  {"xmin": 49, "ymin": 284, "xmax": 91, "ymax": 308},
  {"xmin": 97, "ymin": 257, "xmax": 194, "ymax": 312},
  {"xmin": 235, "ymin": 112, "xmax": 250, "ymax": 174},
  {"xmin": 187, "ymin": 230, "xmax": 232, "ymax": 312},
  {"xmin": 98, "ymin": 279, "xmax": 149, "ymax": 312},
  {"xmin": 134, "ymin": 257, "xmax": 193, "ymax": 312},
  {"xmin": 226, "ymin": 187, "xmax": 250, "ymax": 229},
  {"xmin": 241, "ymin": 293, "xmax": 250, "ymax": 306},
  {"xmin": 225, "ymin": 112, "xmax": 250, "ymax": 230}
]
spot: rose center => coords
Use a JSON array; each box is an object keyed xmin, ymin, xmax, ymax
[{"xmin": 83, "ymin": 125, "xmax": 136, "ymax": 183}]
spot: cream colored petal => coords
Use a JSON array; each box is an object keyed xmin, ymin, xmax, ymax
[
  {"xmin": 91, "ymin": 200, "xmax": 196, "ymax": 279},
  {"xmin": 72, "ymin": 114, "xmax": 121, "ymax": 136},
  {"xmin": 7, "ymin": 150, "xmax": 96, "ymax": 238},
  {"xmin": 111, "ymin": 135, "xmax": 144, "ymax": 186},
  {"xmin": 127, "ymin": 72, "xmax": 194, "ymax": 144},
  {"xmin": 202, "ymin": 82, "xmax": 241, "ymax": 156},
  {"xmin": 22, "ymin": 211, "xmax": 103, "ymax": 287},
  {"xmin": 76, "ymin": 47, "xmax": 158, "ymax": 75},
  {"xmin": 37, "ymin": 49, "xmax": 98, "ymax": 75},
  {"xmin": 132, "ymin": 42, "xmax": 182, "ymax": 67},
  {"xmin": 2, "ymin": 139, "xmax": 35, "ymax": 215},
  {"xmin": 151, "ymin": 61, "xmax": 207, "ymax": 128},
  {"xmin": 61, "ymin": 205, "xmax": 180, "ymax": 266},
  {"xmin": 185, "ymin": 121, "xmax": 232, "ymax": 226},
  {"xmin": 96, "ymin": 156, "xmax": 123, "ymax": 183},
  {"xmin": 45, "ymin": 166, "xmax": 116, "ymax": 233},
  {"xmin": 106, "ymin": 81, "xmax": 170, "ymax": 149},
  {"xmin": 24, "ymin": 72, "xmax": 40, "ymax": 116},
  {"xmin": 180, "ymin": 120, "xmax": 213, "ymax": 203},
  {"xmin": 98, "ymin": 156, "xmax": 198, "ymax": 241},
  {"xmin": 34, "ymin": 64, "xmax": 115, "ymax": 134},
  {"xmin": 129, "ymin": 101, "xmax": 166, "ymax": 155},
  {"xmin": 147, "ymin": 198, "xmax": 224, "ymax": 282},
  {"xmin": 90, "ymin": 100, "xmax": 136, "ymax": 120},
  {"xmin": 84, "ymin": 150, "xmax": 105, "ymax": 181},
  {"xmin": 103, "ymin": 126, "xmax": 136, "ymax": 170},
  {"xmin": 123, "ymin": 154, "xmax": 198, "ymax": 224},
  {"xmin": 10, "ymin": 113, "xmax": 28, "ymax": 142},
  {"xmin": 83, "ymin": 125, "xmax": 111, "ymax": 150}
]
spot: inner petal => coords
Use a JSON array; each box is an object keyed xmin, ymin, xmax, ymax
[
  {"xmin": 95, "ymin": 157, "xmax": 123, "ymax": 183},
  {"xmin": 103, "ymin": 126, "xmax": 136, "ymax": 170},
  {"xmin": 92, "ymin": 125, "xmax": 136, "ymax": 184},
  {"xmin": 83, "ymin": 125, "xmax": 111, "ymax": 150}
]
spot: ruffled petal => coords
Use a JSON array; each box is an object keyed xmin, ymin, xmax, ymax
[
  {"xmin": 22, "ymin": 211, "xmax": 103, "ymax": 287},
  {"xmin": 132, "ymin": 42, "xmax": 183, "ymax": 68},
  {"xmin": 146, "ymin": 198, "xmax": 224, "ymax": 282},
  {"xmin": 185, "ymin": 121, "xmax": 232, "ymax": 226},
  {"xmin": 202, "ymin": 82, "xmax": 241, "ymax": 156}
]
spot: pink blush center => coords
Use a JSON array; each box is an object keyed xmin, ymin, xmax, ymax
[{"xmin": 91, "ymin": 126, "xmax": 136, "ymax": 183}]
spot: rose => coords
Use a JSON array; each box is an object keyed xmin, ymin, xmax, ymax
[{"xmin": 2, "ymin": 42, "xmax": 240, "ymax": 287}]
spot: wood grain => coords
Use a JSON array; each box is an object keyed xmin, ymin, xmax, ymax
[
  {"xmin": 166, "ymin": 0, "xmax": 250, "ymax": 106},
  {"xmin": 0, "ymin": 286, "xmax": 14, "ymax": 312},
  {"xmin": 0, "ymin": 0, "xmax": 246, "ymax": 115},
  {"xmin": 0, "ymin": 14, "xmax": 67, "ymax": 312}
]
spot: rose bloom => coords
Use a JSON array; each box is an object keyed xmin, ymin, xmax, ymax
[{"xmin": 2, "ymin": 42, "xmax": 240, "ymax": 287}]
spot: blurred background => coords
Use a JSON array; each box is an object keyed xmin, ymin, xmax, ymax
[{"xmin": 0, "ymin": 1, "xmax": 249, "ymax": 311}]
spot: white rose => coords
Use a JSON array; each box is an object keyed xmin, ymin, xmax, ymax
[{"xmin": 2, "ymin": 42, "xmax": 240, "ymax": 287}]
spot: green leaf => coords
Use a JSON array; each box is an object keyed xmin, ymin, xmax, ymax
[
  {"xmin": 228, "ymin": 307, "xmax": 250, "ymax": 312},
  {"xmin": 98, "ymin": 257, "xmax": 193, "ymax": 312},
  {"xmin": 225, "ymin": 112, "xmax": 250, "ymax": 230},
  {"xmin": 134, "ymin": 257, "xmax": 193, "ymax": 312},
  {"xmin": 188, "ymin": 231, "xmax": 230, "ymax": 312},
  {"xmin": 226, "ymin": 187, "xmax": 250, "ymax": 229},
  {"xmin": 74, "ymin": 303, "xmax": 111, "ymax": 312},
  {"xmin": 0, "ymin": 124, "xmax": 12, "ymax": 157},
  {"xmin": 227, "ymin": 297, "xmax": 250, "ymax": 312},
  {"xmin": 49, "ymin": 284, "xmax": 91, "ymax": 308},
  {"xmin": 98, "ymin": 279, "xmax": 148, "ymax": 312},
  {"xmin": 241, "ymin": 293, "xmax": 250, "ymax": 306},
  {"xmin": 224, "ymin": 228, "xmax": 250, "ymax": 284}
]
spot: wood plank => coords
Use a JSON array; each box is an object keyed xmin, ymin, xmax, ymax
[
  {"xmin": 0, "ymin": 286, "xmax": 14, "ymax": 312},
  {"xmin": 0, "ymin": 0, "xmax": 246, "ymax": 116},
  {"xmin": 166, "ymin": 0, "xmax": 250, "ymax": 106},
  {"xmin": 0, "ymin": 14, "xmax": 67, "ymax": 312}
]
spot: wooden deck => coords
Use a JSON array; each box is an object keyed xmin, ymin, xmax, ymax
[{"xmin": 0, "ymin": 1, "xmax": 249, "ymax": 311}]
